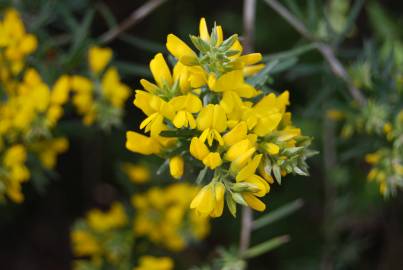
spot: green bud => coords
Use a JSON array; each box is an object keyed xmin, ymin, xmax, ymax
[
  {"xmin": 232, "ymin": 192, "xmax": 248, "ymax": 206},
  {"xmin": 232, "ymin": 182, "xmax": 260, "ymax": 193}
]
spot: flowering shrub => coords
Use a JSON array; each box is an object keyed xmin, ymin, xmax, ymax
[
  {"xmin": 71, "ymin": 183, "xmax": 209, "ymax": 270},
  {"xmin": 125, "ymin": 18, "xmax": 315, "ymax": 217},
  {"xmin": 0, "ymin": 9, "xmax": 69, "ymax": 203}
]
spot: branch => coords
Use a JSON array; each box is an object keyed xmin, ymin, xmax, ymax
[
  {"xmin": 99, "ymin": 0, "xmax": 168, "ymax": 44},
  {"xmin": 239, "ymin": 0, "xmax": 256, "ymax": 256},
  {"xmin": 243, "ymin": 0, "xmax": 256, "ymax": 53},
  {"xmin": 262, "ymin": 0, "xmax": 367, "ymax": 106}
]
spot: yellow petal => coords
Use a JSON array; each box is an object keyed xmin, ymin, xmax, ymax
[
  {"xmin": 169, "ymin": 156, "xmax": 184, "ymax": 179},
  {"xmin": 199, "ymin": 17, "xmax": 210, "ymax": 42},
  {"xmin": 202, "ymin": 152, "xmax": 222, "ymax": 170},
  {"xmin": 236, "ymin": 154, "xmax": 262, "ymax": 181},
  {"xmin": 265, "ymin": 143, "xmax": 280, "ymax": 155},
  {"xmin": 216, "ymin": 25, "xmax": 223, "ymax": 46},
  {"xmin": 166, "ymin": 34, "xmax": 197, "ymax": 64},
  {"xmin": 243, "ymin": 193, "xmax": 266, "ymax": 211},
  {"xmin": 223, "ymin": 121, "xmax": 248, "ymax": 146},
  {"xmin": 140, "ymin": 79, "xmax": 158, "ymax": 94},
  {"xmin": 88, "ymin": 46, "xmax": 112, "ymax": 74},
  {"xmin": 189, "ymin": 137, "xmax": 209, "ymax": 160},
  {"xmin": 150, "ymin": 53, "xmax": 172, "ymax": 88},
  {"xmin": 126, "ymin": 131, "xmax": 160, "ymax": 155},
  {"xmin": 239, "ymin": 53, "xmax": 262, "ymax": 65}
]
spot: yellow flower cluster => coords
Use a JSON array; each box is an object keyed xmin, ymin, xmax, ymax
[
  {"xmin": 132, "ymin": 183, "xmax": 210, "ymax": 251},
  {"xmin": 0, "ymin": 9, "xmax": 37, "ymax": 76},
  {"xmin": 71, "ymin": 202, "xmax": 132, "ymax": 270},
  {"xmin": 71, "ymin": 46, "xmax": 130, "ymax": 127},
  {"xmin": 365, "ymin": 110, "xmax": 403, "ymax": 197},
  {"xmin": 126, "ymin": 18, "xmax": 313, "ymax": 217},
  {"xmin": 0, "ymin": 9, "xmax": 69, "ymax": 203},
  {"xmin": 134, "ymin": 256, "xmax": 174, "ymax": 270}
]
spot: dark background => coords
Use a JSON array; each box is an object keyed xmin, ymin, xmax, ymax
[{"xmin": 1, "ymin": 0, "xmax": 403, "ymax": 269}]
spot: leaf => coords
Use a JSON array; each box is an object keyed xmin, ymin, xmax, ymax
[
  {"xmin": 263, "ymin": 43, "xmax": 317, "ymax": 62},
  {"xmin": 270, "ymin": 57, "xmax": 298, "ymax": 74},
  {"xmin": 119, "ymin": 34, "xmax": 165, "ymax": 53},
  {"xmin": 334, "ymin": 0, "xmax": 365, "ymax": 46},
  {"xmin": 272, "ymin": 164, "xmax": 282, "ymax": 185},
  {"xmin": 241, "ymin": 235, "xmax": 290, "ymax": 259},
  {"xmin": 253, "ymin": 199, "xmax": 304, "ymax": 230},
  {"xmin": 247, "ymin": 59, "xmax": 279, "ymax": 87},
  {"xmin": 232, "ymin": 193, "xmax": 248, "ymax": 206},
  {"xmin": 156, "ymin": 159, "xmax": 169, "ymax": 175},
  {"xmin": 226, "ymin": 193, "xmax": 237, "ymax": 217},
  {"xmin": 96, "ymin": 2, "xmax": 118, "ymax": 29},
  {"xmin": 115, "ymin": 61, "xmax": 151, "ymax": 77},
  {"xmin": 196, "ymin": 166, "xmax": 209, "ymax": 185}
]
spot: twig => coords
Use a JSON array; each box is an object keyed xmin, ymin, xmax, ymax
[
  {"xmin": 239, "ymin": 0, "xmax": 256, "ymax": 256},
  {"xmin": 240, "ymin": 206, "xmax": 253, "ymax": 254},
  {"xmin": 99, "ymin": 0, "xmax": 168, "ymax": 44},
  {"xmin": 243, "ymin": 0, "xmax": 256, "ymax": 53},
  {"xmin": 262, "ymin": 0, "xmax": 367, "ymax": 106},
  {"xmin": 321, "ymin": 117, "xmax": 337, "ymax": 270}
]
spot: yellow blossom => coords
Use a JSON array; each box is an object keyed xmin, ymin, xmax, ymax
[
  {"xmin": 88, "ymin": 46, "xmax": 112, "ymax": 74},
  {"xmin": 169, "ymin": 155, "xmax": 184, "ymax": 179},
  {"xmin": 134, "ymin": 256, "xmax": 174, "ymax": 270}
]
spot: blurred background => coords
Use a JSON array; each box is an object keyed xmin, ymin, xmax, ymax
[{"xmin": 0, "ymin": 0, "xmax": 402, "ymax": 269}]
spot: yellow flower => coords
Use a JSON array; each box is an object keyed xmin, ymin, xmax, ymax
[
  {"xmin": 208, "ymin": 70, "xmax": 258, "ymax": 98},
  {"xmin": 71, "ymin": 230, "xmax": 100, "ymax": 257},
  {"xmin": 199, "ymin": 17, "xmax": 223, "ymax": 46},
  {"xmin": 190, "ymin": 182, "xmax": 225, "ymax": 217},
  {"xmin": 135, "ymin": 91, "xmax": 175, "ymax": 136},
  {"xmin": 87, "ymin": 202, "xmax": 128, "ymax": 232},
  {"xmin": 101, "ymin": 67, "xmax": 130, "ymax": 108},
  {"xmin": 326, "ymin": 109, "xmax": 344, "ymax": 121},
  {"xmin": 264, "ymin": 142, "xmax": 280, "ymax": 155},
  {"xmin": 365, "ymin": 152, "xmax": 381, "ymax": 165},
  {"xmin": 132, "ymin": 184, "xmax": 209, "ymax": 251},
  {"xmin": 122, "ymin": 163, "xmax": 150, "ymax": 183},
  {"xmin": 88, "ymin": 46, "xmax": 112, "ymax": 74},
  {"xmin": 242, "ymin": 192, "xmax": 266, "ymax": 212},
  {"xmin": 189, "ymin": 137, "xmax": 209, "ymax": 160},
  {"xmin": 166, "ymin": 34, "xmax": 198, "ymax": 65},
  {"xmin": 34, "ymin": 137, "xmax": 69, "ymax": 169},
  {"xmin": 235, "ymin": 154, "xmax": 270, "ymax": 198},
  {"xmin": 223, "ymin": 121, "xmax": 248, "ymax": 146},
  {"xmin": 169, "ymin": 155, "xmax": 184, "ymax": 179},
  {"xmin": 126, "ymin": 131, "xmax": 161, "ymax": 155},
  {"xmin": 225, "ymin": 138, "xmax": 256, "ymax": 171},
  {"xmin": 202, "ymin": 152, "xmax": 222, "ymax": 170},
  {"xmin": 170, "ymin": 93, "xmax": 202, "ymax": 129},
  {"xmin": 197, "ymin": 104, "xmax": 227, "ymax": 146},
  {"xmin": 134, "ymin": 256, "xmax": 174, "ymax": 270}
]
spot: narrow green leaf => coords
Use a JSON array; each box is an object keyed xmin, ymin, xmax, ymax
[
  {"xmin": 156, "ymin": 159, "xmax": 169, "ymax": 175},
  {"xmin": 272, "ymin": 164, "xmax": 281, "ymax": 185},
  {"xmin": 242, "ymin": 235, "xmax": 290, "ymax": 259},
  {"xmin": 334, "ymin": 0, "xmax": 365, "ymax": 46},
  {"xmin": 96, "ymin": 3, "xmax": 118, "ymax": 29},
  {"xmin": 196, "ymin": 166, "xmax": 209, "ymax": 185},
  {"xmin": 119, "ymin": 34, "xmax": 165, "ymax": 53},
  {"xmin": 226, "ymin": 193, "xmax": 237, "ymax": 218},
  {"xmin": 115, "ymin": 61, "xmax": 150, "ymax": 77},
  {"xmin": 253, "ymin": 199, "xmax": 304, "ymax": 230},
  {"xmin": 232, "ymin": 193, "xmax": 248, "ymax": 206},
  {"xmin": 270, "ymin": 57, "xmax": 298, "ymax": 74},
  {"xmin": 263, "ymin": 43, "xmax": 317, "ymax": 62}
]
